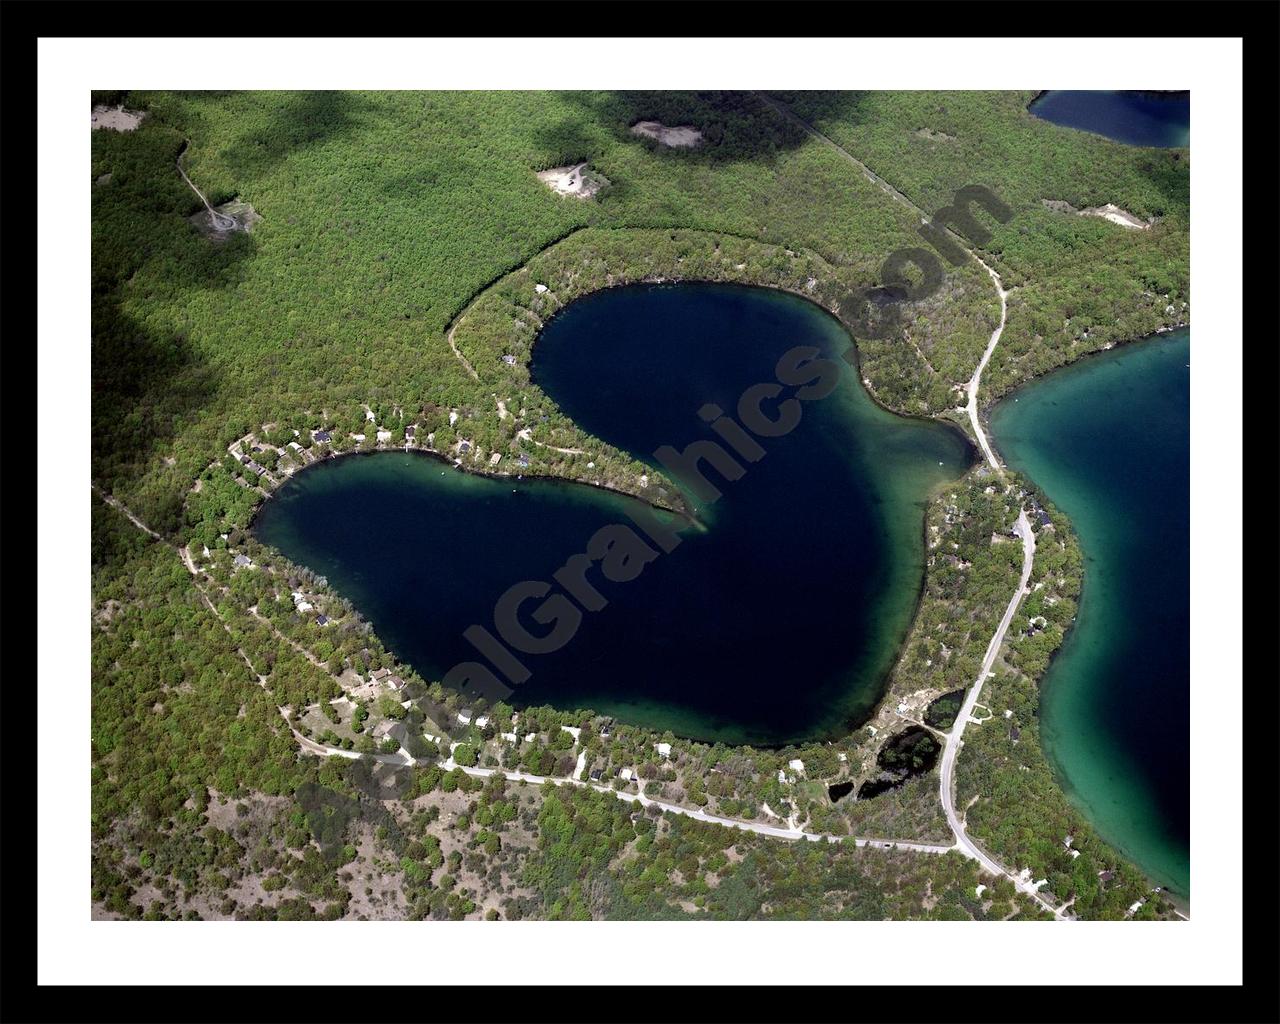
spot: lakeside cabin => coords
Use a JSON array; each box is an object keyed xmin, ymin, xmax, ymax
[{"xmin": 312, "ymin": 429, "xmax": 332, "ymax": 443}]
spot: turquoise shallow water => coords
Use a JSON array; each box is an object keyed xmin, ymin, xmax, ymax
[
  {"xmin": 990, "ymin": 330, "xmax": 1190, "ymax": 895},
  {"xmin": 255, "ymin": 284, "xmax": 972, "ymax": 745}
]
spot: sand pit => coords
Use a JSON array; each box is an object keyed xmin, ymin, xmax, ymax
[
  {"xmin": 537, "ymin": 163, "xmax": 609, "ymax": 199},
  {"xmin": 189, "ymin": 199, "xmax": 261, "ymax": 242},
  {"xmin": 1080, "ymin": 203, "xmax": 1151, "ymax": 230},
  {"xmin": 91, "ymin": 104, "xmax": 145, "ymax": 132},
  {"xmin": 1042, "ymin": 198, "xmax": 1151, "ymax": 230},
  {"xmin": 630, "ymin": 121, "xmax": 704, "ymax": 148}
]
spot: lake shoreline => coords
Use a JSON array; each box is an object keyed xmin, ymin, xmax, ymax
[{"xmin": 990, "ymin": 328, "xmax": 1191, "ymax": 901}]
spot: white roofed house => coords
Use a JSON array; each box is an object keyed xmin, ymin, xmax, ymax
[{"xmin": 655, "ymin": 742, "xmax": 671, "ymax": 759}]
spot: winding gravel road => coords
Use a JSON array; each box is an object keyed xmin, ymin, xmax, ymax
[
  {"xmin": 756, "ymin": 96, "xmax": 1073, "ymax": 917},
  {"xmin": 176, "ymin": 141, "xmax": 237, "ymax": 232},
  {"xmin": 94, "ymin": 108, "xmax": 1070, "ymax": 912}
]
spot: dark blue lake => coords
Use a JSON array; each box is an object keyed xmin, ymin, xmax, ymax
[
  {"xmin": 1029, "ymin": 91, "xmax": 1189, "ymax": 148},
  {"xmin": 255, "ymin": 284, "xmax": 972, "ymax": 745}
]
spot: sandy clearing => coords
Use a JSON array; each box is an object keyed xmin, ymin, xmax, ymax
[
  {"xmin": 914, "ymin": 128, "xmax": 956, "ymax": 142},
  {"xmin": 1081, "ymin": 203, "xmax": 1151, "ymax": 230},
  {"xmin": 537, "ymin": 163, "xmax": 608, "ymax": 199},
  {"xmin": 189, "ymin": 199, "xmax": 261, "ymax": 241},
  {"xmin": 92, "ymin": 104, "xmax": 145, "ymax": 132},
  {"xmin": 630, "ymin": 121, "xmax": 704, "ymax": 148},
  {"xmin": 1042, "ymin": 198, "xmax": 1151, "ymax": 230}
]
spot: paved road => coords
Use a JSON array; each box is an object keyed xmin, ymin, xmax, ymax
[
  {"xmin": 936, "ymin": 509, "xmax": 1065, "ymax": 916},
  {"xmin": 756, "ymin": 95, "xmax": 1076, "ymax": 919},
  {"xmin": 757, "ymin": 92, "xmax": 1010, "ymax": 473}
]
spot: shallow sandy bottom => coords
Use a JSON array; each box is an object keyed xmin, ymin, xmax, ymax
[
  {"xmin": 91, "ymin": 104, "xmax": 145, "ymax": 132},
  {"xmin": 630, "ymin": 121, "xmax": 704, "ymax": 148}
]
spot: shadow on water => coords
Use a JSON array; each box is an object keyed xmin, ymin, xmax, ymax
[
  {"xmin": 923, "ymin": 689, "xmax": 966, "ymax": 730},
  {"xmin": 827, "ymin": 781, "xmax": 855, "ymax": 803},
  {"xmin": 856, "ymin": 726, "xmax": 941, "ymax": 800}
]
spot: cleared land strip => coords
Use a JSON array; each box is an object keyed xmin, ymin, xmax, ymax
[
  {"xmin": 93, "ymin": 485, "xmax": 163, "ymax": 540},
  {"xmin": 175, "ymin": 141, "xmax": 236, "ymax": 231},
  {"xmin": 96, "ymin": 488, "xmax": 961, "ymax": 864},
  {"xmin": 756, "ymin": 91, "xmax": 1009, "ymax": 471},
  {"xmin": 445, "ymin": 313, "xmax": 480, "ymax": 381},
  {"xmin": 299, "ymin": 740, "xmax": 957, "ymax": 854}
]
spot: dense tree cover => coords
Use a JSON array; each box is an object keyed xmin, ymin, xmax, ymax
[
  {"xmin": 949, "ymin": 497, "xmax": 1171, "ymax": 919},
  {"xmin": 93, "ymin": 89, "xmax": 1002, "ymax": 534},
  {"xmin": 91, "ymin": 90, "xmax": 1188, "ymax": 920},
  {"xmin": 774, "ymin": 90, "xmax": 1189, "ymax": 401},
  {"xmin": 526, "ymin": 785, "xmax": 1043, "ymax": 920}
]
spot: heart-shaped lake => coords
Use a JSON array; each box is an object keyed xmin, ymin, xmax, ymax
[{"xmin": 254, "ymin": 283, "xmax": 972, "ymax": 745}]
